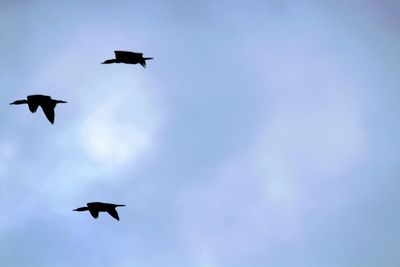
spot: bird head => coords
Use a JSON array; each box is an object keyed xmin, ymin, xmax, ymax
[
  {"xmin": 101, "ymin": 59, "xmax": 116, "ymax": 64},
  {"xmin": 73, "ymin": 207, "xmax": 88, "ymax": 212},
  {"xmin": 10, "ymin": 100, "xmax": 28, "ymax": 105}
]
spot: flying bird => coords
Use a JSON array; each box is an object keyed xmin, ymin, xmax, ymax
[
  {"xmin": 101, "ymin": 50, "xmax": 153, "ymax": 68},
  {"xmin": 10, "ymin": 94, "xmax": 67, "ymax": 124},
  {"xmin": 74, "ymin": 202, "xmax": 126, "ymax": 221}
]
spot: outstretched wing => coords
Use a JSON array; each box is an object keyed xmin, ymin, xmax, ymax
[
  {"xmin": 106, "ymin": 208, "xmax": 120, "ymax": 221},
  {"xmin": 28, "ymin": 102, "xmax": 39, "ymax": 113},
  {"xmin": 114, "ymin": 51, "xmax": 142, "ymax": 61},
  {"xmin": 89, "ymin": 209, "xmax": 99, "ymax": 219},
  {"xmin": 41, "ymin": 104, "xmax": 55, "ymax": 124},
  {"xmin": 115, "ymin": 50, "xmax": 142, "ymax": 56}
]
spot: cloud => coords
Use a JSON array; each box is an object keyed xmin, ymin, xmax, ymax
[{"xmin": 80, "ymin": 95, "xmax": 152, "ymax": 167}]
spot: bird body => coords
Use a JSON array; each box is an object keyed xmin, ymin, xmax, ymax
[
  {"xmin": 10, "ymin": 94, "xmax": 67, "ymax": 124},
  {"xmin": 74, "ymin": 202, "xmax": 125, "ymax": 221},
  {"xmin": 102, "ymin": 50, "xmax": 153, "ymax": 67}
]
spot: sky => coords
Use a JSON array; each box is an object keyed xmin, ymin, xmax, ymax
[{"xmin": 0, "ymin": 0, "xmax": 400, "ymax": 266}]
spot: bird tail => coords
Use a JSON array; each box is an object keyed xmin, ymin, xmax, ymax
[{"xmin": 139, "ymin": 58, "xmax": 153, "ymax": 68}]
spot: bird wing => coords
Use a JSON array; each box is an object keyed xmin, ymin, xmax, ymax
[
  {"xmin": 41, "ymin": 105, "xmax": 55, "ymax": 124},
  {"xmin": 40, "ymin": 103, "xmax": 56, "ymax": 124},
  {"xmin": 115, "ymin": 50, "xmax": 142, "ymax": 58},
  {"xmin": 106, "ymin": 208, "xmax": 120, "ymax": 220},
  {"xmin": 28, "ymin": 95, "xmax": 50, "ymax": 101},
  {"xmin": 87, "ymin": 202, "xmax": 101, "ymax": 207},
  {"xmin": 28, "ymin": 102, "xmax": 39, "ymax": 113},
  {"xmin": 89, "ymin": 209, "xmax": 99, "ymax": 219}
]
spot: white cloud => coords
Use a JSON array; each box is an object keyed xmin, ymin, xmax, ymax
[
  {"xmin": 78, "ymin": 73, "xmax": 161, "ymax": 168},
  {"xmin": 81, "ymin": 102, "xmax": 150, "ymax": 167}
]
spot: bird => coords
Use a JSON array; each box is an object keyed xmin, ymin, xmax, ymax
[
  {"xmin": 73, "ymin": 202, "xmax": 126, "ymax": 221},
  {"xmin": 10, "ymin": 94, "xmax": 67, "ymax": 124},
  {"xmin": 101, "ymin": 50, "xmax": 153, "ymax": 68}
]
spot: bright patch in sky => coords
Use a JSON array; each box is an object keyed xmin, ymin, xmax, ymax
[
  {"xmin": 82, "ymin": 108, "xmax": 149, "ymax": 166},
  {"xmin": 80, "ymin": 87, "xmax": 159, "ymax": 167}
]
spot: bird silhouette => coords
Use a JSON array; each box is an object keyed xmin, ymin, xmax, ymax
[
  {"xmin": 74, "ymin": 202, "xmax": 126, "ymax": 221},
  {"xmin": 101, "ymin": 50, "xmax": 153, "ymax": 68},
  {"xmin": 10, "ymin": 94, "xmax": 67, "ymax": 124}
]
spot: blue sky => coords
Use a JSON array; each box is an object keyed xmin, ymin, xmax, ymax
[{"xmin": 1, "ymin": 0, "xmax": 400, "ymax": 266}]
